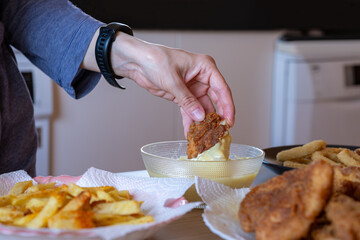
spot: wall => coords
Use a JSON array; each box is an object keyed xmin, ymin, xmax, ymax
[{"xmin": 51, "ymin": 30, "xmax": 283, "ymax": 176}]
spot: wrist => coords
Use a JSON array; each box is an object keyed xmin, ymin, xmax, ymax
[
  {"xmin": 81, "ymin": 28, "xmax": 100, "ymax": 72},
  {"xmin": 110, "ymin": 33, "xmax": 147, "ymax": 80},
  {"xmin": 94, "ymin": 23, "xmax": 133, "ymax": 89}
]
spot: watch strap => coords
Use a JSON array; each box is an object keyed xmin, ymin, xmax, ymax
[{"xmin": 95, "ymin": 22, "xmax": 133, "ymax": 89}]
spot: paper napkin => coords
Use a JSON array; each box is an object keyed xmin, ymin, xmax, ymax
[{"xmin": 195, "ymin": 176, "xmax": 255, "ymax": 240}]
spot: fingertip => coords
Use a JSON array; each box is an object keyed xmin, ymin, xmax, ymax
[
  {"xmin": 191, "ymin": 108, "xmax": 205, "ymax": 122},
  {"xmin": 225, "ymin": 113, "xmax": 235, "ymax": 127},
  {"xmin": 227, "ymin": 118, "xmax": 234, "ymax": 127}
]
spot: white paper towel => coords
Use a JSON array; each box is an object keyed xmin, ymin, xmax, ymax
[
  {"xmin": 0, "ymin": 170, "xmax": 35, "ymax": 196},
  {"xmin": 0, "ymin": 168, "xmax": 202, "ymax": 240},
  {"xmin": 195, "ymin": 176, "xmax": 255, "ymax": 240}
]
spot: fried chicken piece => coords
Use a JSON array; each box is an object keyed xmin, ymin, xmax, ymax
[
  {"xmin": 308, "ymin": 212, "xmax": 334, "ymax": 240},
  {"xmin": 333, "ymin": 166, "xmax": 360, "ymax": 201},
  {"xmin": 311, "ymin": 224, "xmax": 336, "ymax": 240},
  {"xmin": 239, "ymin": 161, "xmax": 333, "ymax": 240},
  {"xmin": 311, "ymin": 167, "xmax": 360, "ymax": 240},
  {"xmin": 313, "ymin": 194, "xmax": 360, "ymax": 240},
  {"xmin": 186, "ymin": 112, "xmax": 230, "ymax": 159}
]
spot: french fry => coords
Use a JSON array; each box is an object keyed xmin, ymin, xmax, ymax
[
  {"xmin": 0, "ymin": 195, "xmax": 11, "ymax": 207},
  {"xmin": 26, "ymin": 182, "xmax": 56, "ymax": 194},
  {"xmin": 0, "ymin": 205, "xmax": 25, "ymax": 223},
  {"xmin": 319, "ymin": 148, "xmax": 343, "ymax": 163},
  {"xmin": 60, "ymin": 191, "xmax": 91, "ymax": 212},
  {"xmin": 85, "ymin": 186, "xmax": 116, "ymax": 193},
  {"xmin": 283, "ymin": 161, "xmax": 308, "ymax": 169},
  {"xmin": 311, "ymin": 151, "xmax": 341, "ymax": 166},
  {"xmin": 108, "ymin": 190, "xmax": 131, "ymax": 201},
  {"xmin": 92, "ymin": 190, "xmax": 115, "ymax": 203},
  {"xmin": 323, "ymin": 147, "xmax": 343, "ymax": 154},
  {"xmin": 25, "ymin": 197, "xmax": 49, "ymax": 213},
  {"xmin": 286, "ymin": 156, "xmax": 312, "ymax": 164},
  {"xmin": 111, "ymin": 190, "xmax": 131, "ymax": 200},
  {"xmin": 93, "ymin": 200, "xmax": 142, "ymax": 215},
  {"xmin": 337, "ymin": 149, "xmax": 360, "ymax": 167},
  {"xmin": 67, "ymin": 182, "xmax": 85, "ymax": 197},
  {"xmin": 94, "ymin": 213, "xmax": 154, "ymax": 226},
  {"xmin": 276, "ymin": 140, "xmax": 327, "ymax": 162},
  {"xmin": 26, "ymin": 191, "xmax": 68, "ymax": 228},
  {"xmin": 9, "ymin": 181, "xmax": 33, "ymax": 196},
  {"xmin": 13, "ymin": 213, "xmax": 38, "ymax": 227},
  {"xmin": 48, "ymin": 191, "xmax": 94, "ymax": 229},
  {"xmin": 48, "ymin": 210, "xmax": 95, "ymax": 229},
  {"xmin": 11, "ymin": 188, "xmax": 62, "ymax": 207}
]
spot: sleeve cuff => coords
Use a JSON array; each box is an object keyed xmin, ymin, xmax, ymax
[{"xmin": 60, "ymin": 13, "xmax": 103, "ymax": 98}]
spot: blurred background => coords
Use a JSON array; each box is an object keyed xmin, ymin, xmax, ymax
[{"xmin": 19, "ymin": 0, "xmax": 360, "ymax": 176}]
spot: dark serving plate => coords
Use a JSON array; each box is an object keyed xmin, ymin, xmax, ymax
[{"xmin": 262, "ymin": 144, "xmax": 359, "ymax": 175}]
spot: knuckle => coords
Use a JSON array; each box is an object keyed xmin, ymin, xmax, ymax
[
  {"xmin": 180, "ymin": 95, "xmax": 198, "ymax": 108},
  {"xmin": 200, "ymin": 54, "xmax": 215, "ymax": 64}
]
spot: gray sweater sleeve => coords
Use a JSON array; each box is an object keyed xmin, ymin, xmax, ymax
[{"xmin": 2, "ymin": 0, "xmax": 104, "ymax": 98}]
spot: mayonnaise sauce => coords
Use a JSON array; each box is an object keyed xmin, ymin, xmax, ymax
[{"xmin": 192, "ymin": 135, "xmax": 232, "ymax": 161}]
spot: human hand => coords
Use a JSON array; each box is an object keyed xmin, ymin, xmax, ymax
[
  {"xmin": 82, "ymin": 30, "xmax": 235, "ymax": 136},
  {"xmin": 112, "ymin": 33, "xmax": 235, "ymax": 135}
]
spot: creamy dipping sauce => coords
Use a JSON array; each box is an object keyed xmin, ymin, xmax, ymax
[
  {"xmin": 180, "ymin": 135, "xmax": 232, "ymax": 161},
  {"xmin": 171, "ymin": 130, "xmax": 257, "ymax": 201}
]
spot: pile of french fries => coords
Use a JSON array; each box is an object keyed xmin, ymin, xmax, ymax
[
  {"xmin": 276, "ymin": 140, "xmax": 360, "ymax": 168},
  {"xmin": 0, "ymin": 181, "xmax": 154, "ymax": 229}
]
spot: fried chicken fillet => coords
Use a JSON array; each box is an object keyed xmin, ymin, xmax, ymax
[
  {"xmin": 333, "ymin": 165, "xmax": 360, "ymax": 201},
  {"xmin": 239, "ymin": 161, "xmax": 333, "ymax": 240},
  {"xmin": 310, "ymin": 166, "xmax": 360, "ymax": 240},
  {"xmin": 312, "ymin": 194, "xmax": 360, "ymax": 240},
  {"xmin": 186, "ymin": 112, "xmax": 230, "ymax": 159}
]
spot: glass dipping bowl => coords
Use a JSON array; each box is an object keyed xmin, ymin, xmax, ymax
[{"xmin": 141, "ymin": 140, "xmax": 264, "ymax": 202}]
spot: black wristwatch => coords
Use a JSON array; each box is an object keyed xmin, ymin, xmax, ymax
[{"xmin": 95, "ymin": 22, "xmax": 133, "ymax": 89}]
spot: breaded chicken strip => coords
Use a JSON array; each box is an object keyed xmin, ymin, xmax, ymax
[
  {"xmin": 239, "ymin": 161, "xmax": 333, "ymax": 240},
  {"xmin": 312, "ymin": 194, "xmax": 360, "ymax": 240},
  {"xmin": 186, "ymin": 112, "xmax": 229, "ymax": 159},
  {"xmin": 333, "ymin": 166, "xmax": 360, "ymax": 201}
]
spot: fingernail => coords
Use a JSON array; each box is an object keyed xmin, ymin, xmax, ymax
[
  {"xmin": 228, "ymin": 117, "xmax": 234, "ymax": 127},
  {"xmin": 192, "ymin": 109, "xmax": 204, "ymax": 121}
]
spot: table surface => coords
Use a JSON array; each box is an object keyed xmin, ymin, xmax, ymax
[{"xmin": 122, "ymin": 165, "xmax": 277, "ymax": 240}]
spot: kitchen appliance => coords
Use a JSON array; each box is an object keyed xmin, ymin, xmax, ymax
[
  {"xmin": 271, "ymin": 38, "xmax": 360, "ymax": 146},
  {"xmin": 13, "ymin": 48, "xmax": 53, "ymax": 176}
]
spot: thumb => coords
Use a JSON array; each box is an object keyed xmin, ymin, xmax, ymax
[{"xmin": 175, "ymin": 85, "xmax": 205, "ymax": 122}]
